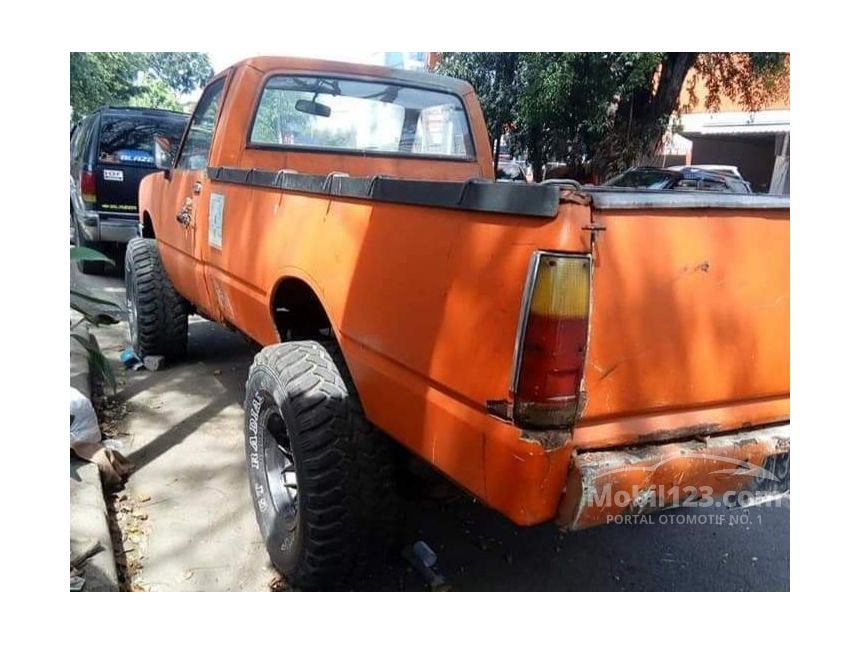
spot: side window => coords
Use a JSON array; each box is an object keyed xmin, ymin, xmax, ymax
[
  {"xmin": 176, "ymin": 77, "xmax": 225, "ymax": 170},
  {"xmin": 70, "ymin": 125, "xmax": 80, "ymax": 157},
  {"xmin": 71, "ymin": 117, "xmax": 91, "ymax": 162},
  {"xmin": 700, "ymin": 179, "xmax": 730, "ymax": 192},
  {"xmin": 674, "ymin": 179, "xmax": 699, "ymax": 191}
]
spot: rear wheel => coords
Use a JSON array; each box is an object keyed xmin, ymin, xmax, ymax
[
  {"xmin": 124, "ymin": 238, "xmax": 188, "ymax": 360},
  {"xmin": 244, "ymin": 340, "xmax": 400, "ymax": 589}
]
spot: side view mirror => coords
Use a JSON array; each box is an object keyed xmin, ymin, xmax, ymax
[{"xmin": 153, "ymin": 135, "xmax": 174, "ymax": 177}]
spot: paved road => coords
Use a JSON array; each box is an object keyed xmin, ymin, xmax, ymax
[{"xmin": 73, "ymin": 265, "xmax": 789, "ymax": 591}]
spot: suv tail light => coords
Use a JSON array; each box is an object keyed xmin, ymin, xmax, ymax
[
  {"xmin": 511, "ymin": 252, "xmax": 591, "ymax": 429},
  {"xmin": 80, "ymin": 170, "xmax": 96, "ymax": 204}
]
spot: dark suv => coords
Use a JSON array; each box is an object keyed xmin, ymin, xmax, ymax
[
  {"xmin": 70, "ymin": 106, "xmax": 188, "ymax": 273},
  {"xmin": 603, "ymin": 165, "xmax": 753, "ymax": 194}
]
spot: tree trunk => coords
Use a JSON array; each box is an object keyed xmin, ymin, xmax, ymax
[
  {"xmin": 595, "ymin": 53, "xmax": 698, "ymax": 180},
  {"xmin": 638, "ymin": 53, "xmax": 698, "ymax": 158}
]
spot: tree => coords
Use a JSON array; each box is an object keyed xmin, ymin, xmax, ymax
[
  {"xmin": 70, "ymin": 52, "xmax": 213, "ymax": 121},
  {"xmin": 70, "ymin": 53, "xmax": 141, "ymax": 119},
  {"xmin": 145, "ymin": 52, "xmax": 214, "ymax": 95},
  {"xmin": 435, "ymin": 52, "xmax": 520, "ymax": 172},
  {"xmin": 433, "ymin": 52, "xmax": 788, "ymax": 182},
  {"xmin": 128, "ymin": 74, "xmax": 183, "ymax": 112}
]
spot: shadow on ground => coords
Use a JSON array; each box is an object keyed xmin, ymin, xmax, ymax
[{"xmin": 81, "ymin": 269, "xmax": 789, "ymax": 592}]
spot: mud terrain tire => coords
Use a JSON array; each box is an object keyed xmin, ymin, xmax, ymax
[
  {"xmin": 124, "ymin": 238, "xmax": 188, "ymax": 360},
  {"xmin": 244, "ymin": 340, "xmax": 400, "ymax": 589}
]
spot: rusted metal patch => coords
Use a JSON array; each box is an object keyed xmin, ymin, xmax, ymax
[
  {"xmin": 557, "ymin": 424, "xmax": 790, "ymax": 531},
  {"xmin": 559, "ymin": 189, "xmax": 592, "ymax": 206},
  {"xmin": 521, "ymin": 428, "xmax": 571, "ymax": 451}
]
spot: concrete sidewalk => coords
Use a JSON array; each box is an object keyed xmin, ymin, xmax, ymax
[
  {"xmin": 91, "ymin": 318, "xmax": 276, "ymax": 591},
  {"xmin": 70, "ymin": 318, "xmax": 119, "ymax": 592},
  {"xmin": 70, "ymin": 459, "xmax": 119, "ymax": 591}
]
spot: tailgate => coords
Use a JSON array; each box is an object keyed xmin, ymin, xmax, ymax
[
  {"xmin": 95, "ymin": 163, "xmax": 156, "ymax": 213},
  {"xmin": 575, "ymin": 192, "xmax": 789, "ymax": 449}
]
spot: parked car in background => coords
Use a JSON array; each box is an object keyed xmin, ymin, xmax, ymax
[
  {"xmin": 496, "ymin": 160, "xmax": 529, "ymax": 182},
  {"xmin": 70, "ymin": 106, "xmax": 188, "ymax": 273},
  {"xmin": 603, "ymin": 165, "xmax": 752, "ymax": 193}
]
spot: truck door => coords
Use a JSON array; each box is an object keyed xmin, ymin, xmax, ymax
[{"xmin": 156, "ymin": 76, "xmax": 227, "ymax": 309}]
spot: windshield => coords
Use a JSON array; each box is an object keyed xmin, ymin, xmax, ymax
[
  {"xmin": 98, "ymin": 113, "xmax": 188, "ymax": 166},
  {"xmin": 249, "ymin": 75, "xmax": 475, "ymax": 159},
  {"xmin": 604, "ymin": 169, "xmax": 677, "ymax": 189}
]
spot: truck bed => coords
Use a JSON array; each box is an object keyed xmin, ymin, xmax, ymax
[
  {"xmin": 575, "ymin": 188, "xmax": 790, "ymax": 449},
  {"xmin": 176, "ymin": 167, "xmax": 789, "ymax": 523}
]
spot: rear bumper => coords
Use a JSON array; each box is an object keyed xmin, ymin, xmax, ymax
[
  {"xmin": 556, "ymin": 423, "xmax": 790, "ymax": 531},
  {"xmin": 75, "ymin": 210, "xmax": 138, "ymax": 244}
]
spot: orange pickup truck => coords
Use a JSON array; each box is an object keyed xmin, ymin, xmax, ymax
[{"xmin": 128, "ymin": 57, "xmax": 790, "ymax": 588}]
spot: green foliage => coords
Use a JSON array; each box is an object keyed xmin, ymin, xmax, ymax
[
  {"xmin": 70, "ymin": 247, "xmax": 122, "ymax": 392},
  {"xmin": 128, "ymin": 73, "xmax": 183, "ymax": 112},
  {"xmin": 70, "ymin": 52, "xmax": 141, "ymax": 119},
  {"xmin": 71, "ymin": 331, "xmax": 117, "ymax": 393},
  {"xmin": 251, "ymin": 88, "xmax": 311, "ymax": 144},
  {"xmin": 70, "ymin": 52, "xmax": 213, "ymax": 121},
  {"xmin": 145, "ymin": 52, "xmax": 214, "ymax": 95},
  {"xmin": 436, "ymin": 53, "xmax": 519, "ymax": 165},
  {"xmin": 434, "ymin": 52, "xmax": 788, "ymax": 181}
]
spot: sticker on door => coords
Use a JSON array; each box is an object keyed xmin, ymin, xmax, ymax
[{"xmin": 209, "ymin": 193, "xmax": 225, "ymax": 249}]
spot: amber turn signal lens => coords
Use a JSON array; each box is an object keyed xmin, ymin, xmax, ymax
[{"xmin": 513, "ymin": 254, "xmax": 591, "ymax": 430}]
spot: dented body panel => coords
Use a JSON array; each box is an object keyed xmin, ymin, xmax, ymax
[
  {"xmin": 139, "ymin": 57, "xmax": 790, "ymax": 528},
  {"xmin": 558, "ymin": 424, "xmax": 790, "ymax": 530}
]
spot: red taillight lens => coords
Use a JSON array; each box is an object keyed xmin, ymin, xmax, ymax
[
  {"xmin": 512, "ymin": 253, "xmax": 591, "ymax": 429},
  {"xmin": 80, "ymin": 170, "xmax": 96, "ymax": 204}
]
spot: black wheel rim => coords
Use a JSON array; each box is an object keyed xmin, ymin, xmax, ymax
[{"xmin": 261, "ymin": 404, "xmax": 300, "ymax": 526}]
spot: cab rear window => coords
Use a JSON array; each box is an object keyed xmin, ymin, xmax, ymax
[
  {"xmin": 249, "ymin": 75, "xmax": 475, "ymax": 159},
  {"xmin": 98, "ymin": 114, "xmax": 187, "ymax": 166}
]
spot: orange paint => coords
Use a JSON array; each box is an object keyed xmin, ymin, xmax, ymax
[{"xmin": 139, "ymin": 57, "xmax": 790, "ymax": 526}]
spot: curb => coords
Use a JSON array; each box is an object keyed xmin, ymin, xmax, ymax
[{"xmin": 70, "ymin": 315, "xmax": 120, "ymax": 592}]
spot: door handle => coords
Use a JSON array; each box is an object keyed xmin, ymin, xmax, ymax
[
  {"xmin": 176, "ymin": 197, "xmax": 193, "ymax": 227},
  {"xmin": 193, "ymin": 181, "xmax": 202, "ymax": 194}
]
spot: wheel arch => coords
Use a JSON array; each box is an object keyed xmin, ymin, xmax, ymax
[
  {"xmin": 141, "ymin": 210, "xmax": 156, "ymax": 238},
  {"xmin": 268, "ymin": 273, "xmax": 336, "ymax": 343}
]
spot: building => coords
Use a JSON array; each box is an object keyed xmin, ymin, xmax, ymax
[{"xmin": 673, "ymin": 69, "xmax": 790, "ymax": 194}]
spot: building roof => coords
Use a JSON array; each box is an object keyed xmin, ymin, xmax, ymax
[{"xmin": 679, "ymin": 109, "xmax": 790, "ymax": 137}]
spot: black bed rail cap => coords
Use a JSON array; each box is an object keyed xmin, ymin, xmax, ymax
[{"xmin": 208, "ymin": 166, "xmax": 560, "ymax": 218}]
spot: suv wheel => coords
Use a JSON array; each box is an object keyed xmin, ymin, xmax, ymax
[
  {"xmin": 244, "ymin": 340, "xmax": 400, "ymax": 589},
  {"xmin": 124, "ymin": 238, "xmax": 188, "ymax": 360}
]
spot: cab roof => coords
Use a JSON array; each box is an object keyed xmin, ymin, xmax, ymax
[{"xmin": 231, "ymin": 56, "xmax": 474, "ymax": 97}]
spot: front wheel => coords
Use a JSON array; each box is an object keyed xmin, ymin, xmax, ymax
[
  {"xmin": 124, "ymin": 238, "xmax": 188, "ymax": 360},
  {"xmin": 244, "ymin": 341, "xmax": 400, "ymax": 589}
]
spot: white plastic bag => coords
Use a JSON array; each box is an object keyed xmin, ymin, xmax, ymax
[{"xmin": 70, "ymin": 386, "xmax": 100, "ymax": 446}]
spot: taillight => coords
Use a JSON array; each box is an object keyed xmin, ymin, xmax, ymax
[
  {"xmin": 511, "ymin": 252, "xmax": 591, "ymax": 429},
  {"xmin": 80, "ymin": 170, "xmax": 96, "ymax": 204}
]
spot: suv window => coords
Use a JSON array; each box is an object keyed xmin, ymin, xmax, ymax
[
  {"xmin": 98, "ymin": 113, "xmax": 187, "ymax": 167},
  {"xmin": 177, "ymin": 77, "xmax": 226, "ymax": 170},
  {"xmin": 699, "ymin": 178, "xmax": 731, "ymax": 192},
  {"xmin": 71, "ymin": 116, "xmax": 93, "ymax": 162},
  {"xmin": 249, "ymin": 75, "xmax": 475, "ymax": 159},
  {"xmin": 605, "ymin": 169, "xmax": 676, "ymax": 189}
]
